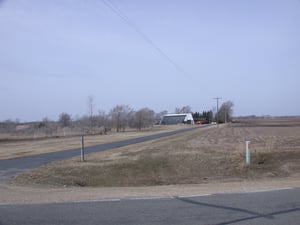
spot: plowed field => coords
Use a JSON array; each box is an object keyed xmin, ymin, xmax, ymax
[{"xmin": 12, "ymin": 118, "xmax": 300, "ymax": 187}]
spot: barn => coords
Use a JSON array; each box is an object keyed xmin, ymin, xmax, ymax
[{"xmin": 160, "ymin": 113, "xmax": 195, "ymax": 125}]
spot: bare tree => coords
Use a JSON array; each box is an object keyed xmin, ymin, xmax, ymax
[
  {"xmin": 40, "ymin": 117, "xmax": 55, "ymax": 136},
  {"xmin": 58, "ymin": 113, "xmax": 71, "ymax": 127},
  {"xmin": 87, "ymin": 95, "xmax": 95, "ymax": 133},
  {"xmin": 110, "ymin": 105, "xmax": 133, "ymax": 132},
  {"xmin": 218, "ymin": 101, "xmax": 234, "ymax": 123},
  {"xmin": 133, "ymin": 108, "xmax": 155, "ymax": 131},
  {"xmin": 175, "ymin": 105, "xmax": 192, "ymax": 114},
  {"xmin": 97, "ymin": 110, "xmax": 111, "ymax": 134},
  {"xmin": 0, "ymin": 119, "xmax": 16, "ymax": 133}
]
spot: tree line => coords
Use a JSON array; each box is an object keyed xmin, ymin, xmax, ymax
[
  {"xmin": 59, "ymin": 99, "xmax": 234, "ymax": 132},
  {"xmin": 0, "ymin": 96, "xmax": 234, "ymax": 139},
  {"xmin": 57, "ymin": 106, "xmax": 155, "ymax": 133}
]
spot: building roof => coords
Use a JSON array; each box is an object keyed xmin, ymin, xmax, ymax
[{"xmin": 161, "ymin": 113, "xmax": 194, "ymax": 125}]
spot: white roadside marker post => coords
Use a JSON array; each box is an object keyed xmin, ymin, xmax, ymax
[
  {"xmin": 245, "ymin": 141, "xmax": 251, "ymax": 165},
  {"xmin": 81, "ymin": 135, "xmax": 85, "ymax": 162}
]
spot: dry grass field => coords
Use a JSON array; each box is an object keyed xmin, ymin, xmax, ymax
[
  {"xmin": 0, "ymin": 125, "xmax": 185, "ymax": 160},
  {"xmin": 11, "ymin": 118, "xmax": 300, "ymax": 187}
]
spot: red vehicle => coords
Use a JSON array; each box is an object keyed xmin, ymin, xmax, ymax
[{"xmin": 195, "ymin": 120, "xmax": 205, "ymax": 125}]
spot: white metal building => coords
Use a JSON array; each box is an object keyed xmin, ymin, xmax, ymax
[{"xmin": 160, "ymin": 113, "xmax": 195, "ymax": 125}]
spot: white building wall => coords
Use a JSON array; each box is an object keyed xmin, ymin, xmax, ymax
[{"xmin": 161, "ymin": 113, "xmax": 194, "ymax": 125}]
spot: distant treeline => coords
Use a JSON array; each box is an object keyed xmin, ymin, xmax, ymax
[{"xmin": 1, "ymin": 101, "xmax": 235, "ymax": 140}]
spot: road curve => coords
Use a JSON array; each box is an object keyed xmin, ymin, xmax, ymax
[{"xmin": 0, "ymin": 126, "xmax": 205, "ymax": 180}]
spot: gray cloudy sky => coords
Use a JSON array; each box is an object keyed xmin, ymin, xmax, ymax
[{"xmin": 1, "ymin": 0, "xmax": 300, "ymax": 121}]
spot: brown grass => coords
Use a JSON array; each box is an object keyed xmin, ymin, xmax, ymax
[
  {"xmin": 0, "ymin": 125, "xmax": 186, "ymax": 160},
  {"xmin": 11, "ymin": 119, "xmax": 300, "ymax": 187}
]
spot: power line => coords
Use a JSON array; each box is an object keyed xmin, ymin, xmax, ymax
[{"xmin": 101, "ymin": 0, "xmax": 186, "ymax": 75}]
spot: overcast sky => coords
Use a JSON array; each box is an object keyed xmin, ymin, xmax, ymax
[{"xmin": 1, "ymin": 0, "xmax": 300, "ymax": 122}]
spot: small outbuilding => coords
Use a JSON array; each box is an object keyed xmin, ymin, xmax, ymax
[{"xmin": 160, "ymin": 113, "xmax": 195, "ymax": 125}]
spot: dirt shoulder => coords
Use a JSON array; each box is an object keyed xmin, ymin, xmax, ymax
[{"xmin": 1, "ymin": 176, "xmax": 299, "ymax": 205}]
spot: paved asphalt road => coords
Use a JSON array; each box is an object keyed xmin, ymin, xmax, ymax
[
  {"xmin": 0, "ymin": 126, "xmax": 203, "ymax": 180},
  {"xmin": 0, "ymin": 188, "xmax": 299, "ymax": 225}
]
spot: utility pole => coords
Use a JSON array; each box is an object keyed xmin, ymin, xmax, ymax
[{"xmin": 214, "ymin": 97, "xmax": 222, "ymax": 126}]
